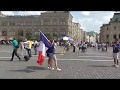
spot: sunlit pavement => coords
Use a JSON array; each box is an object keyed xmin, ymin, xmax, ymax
[{"xmin": 0, "ymin": 45, "xmax": 120, "ymax": 79}]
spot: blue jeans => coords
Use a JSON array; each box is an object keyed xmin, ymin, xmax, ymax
[{"xmin": 34, "ymin": 47, "xmax": 37, "ymax": 55}]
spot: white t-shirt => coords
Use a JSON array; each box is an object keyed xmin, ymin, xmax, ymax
[{"xmin": 24, "ymin": 41, "xmax": 28, "ymax": 49}]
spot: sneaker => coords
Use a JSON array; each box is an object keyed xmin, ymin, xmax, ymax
[
  {"xmin": 115, "ymin": 65, "xmax": 119, "ymax": 68},
  {"xmin": 51, "ymin": 68, "xmax": 54, "ymax": 70},
  {"xmin": 50, "ymin": 67, "xmax": 54, "ymax": 70},
  {"xmin": 56, "ymin": 68, "xmax": 61, "ymax": 71},
  {"xmin": 112, "ymin": 64, "xmax": 116, "ymax": 67},
  {"xmin": 10, "ymin": 59, "xmax": 13, "ymax": 61},
  {"xmin": 19, "ymin": 59, "xmax": 22, "ymax": 61}
]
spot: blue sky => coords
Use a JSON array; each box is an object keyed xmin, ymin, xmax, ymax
[{"xmin": 1, "ymin": 11, "xmax": 118, "ymax": 33}]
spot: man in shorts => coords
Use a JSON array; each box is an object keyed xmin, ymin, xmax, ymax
[{"xmin": 112, "ymin": 38, "xmax": 120, "ymax": 68}]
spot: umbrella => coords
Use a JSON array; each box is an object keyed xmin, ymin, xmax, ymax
[
  {"xmin": 58, "ymin": 36, "xmax": 74, "ymax": 41},
  {"xmin": 63, "ymin": 36, "xmax": 69, "ymax": 40},
  {"xmin": 68, "ymin": 37, "xmax": 74, "ymax": 41}
]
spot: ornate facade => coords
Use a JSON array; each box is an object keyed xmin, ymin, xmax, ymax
[
  {"xmin": 0, "ymin": 11, "xmax": 85, "ymax": 41},
  {"xmin": 100, "ymin": 13, "xmax": 120, "ymax": 44}
]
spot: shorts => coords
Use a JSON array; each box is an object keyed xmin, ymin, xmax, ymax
[
  {"xmin": 49, "ymin": 53, "xmax": 56, "ymax": 59},
  {"xmin": 113, "ymin": 53, "xmax": 119, "ymax": 60}
]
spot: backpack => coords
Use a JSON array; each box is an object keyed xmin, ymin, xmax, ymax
[{"xmin": 15, "ymin": 44, "xmax": 19, "ymax": 48}]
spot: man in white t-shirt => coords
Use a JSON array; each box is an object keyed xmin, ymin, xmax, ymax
[{"xmin": 24, "ymin": 39, "xmax": 28, "ymax": 56}]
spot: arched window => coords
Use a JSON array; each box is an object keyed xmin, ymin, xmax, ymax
[
  {"xmin": 106, "ymin": 34, "xmax": 109, "ymax": 39},
  {"xmin": 18, "ymin": 28, "xmax": 23, "ymax": 36},
  {"xmin": 53, "ymin": 18, "xmax": 57, "ymax": 25},
  {"xmin": 113, "ymin": 34, "xmax": 117, "ymax": 39}
]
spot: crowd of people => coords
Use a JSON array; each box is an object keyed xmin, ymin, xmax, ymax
[
  {"xmin": 9, "ymin": 37, "xmax": 61, "ymax": 71},
  {"xmin": 60, "ymin": 39, "xmax": 120, "ymax": 68},
  {"xmin": 10, "ymin": 37, "xmax": 39, "ymax": 61},
  {"xmin": 1, "ymin": 36, "xmax": 120, "ymax": 70}
]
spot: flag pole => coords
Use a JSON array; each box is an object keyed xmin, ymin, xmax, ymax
[{"xmin": 39, "ymin": 30, "xmax": 49, "ymax": 41}]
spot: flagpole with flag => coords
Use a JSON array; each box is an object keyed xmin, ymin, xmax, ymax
[{"xmin": 37, "ymin": 31, "xmax": 51, "ymax": 65}]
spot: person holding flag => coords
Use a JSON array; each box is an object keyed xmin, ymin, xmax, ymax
[
  {"xmin": 37, "ymin": 31, "xmax": 61, "ymax": 71},
  {"xmin": 48, "ymin": 39, "xmax": 61, "ymax": 71}
]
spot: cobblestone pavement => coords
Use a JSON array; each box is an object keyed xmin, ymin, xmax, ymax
[{"xmin": 0, "ymin": 45, "xmax": 120, "ymax": 79}]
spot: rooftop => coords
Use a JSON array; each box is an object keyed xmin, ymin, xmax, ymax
[{"xmin": 109, "ymin": 13, "xmax": 120, "ymax": 23}]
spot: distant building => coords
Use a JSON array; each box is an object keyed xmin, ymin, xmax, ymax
[
  {"xmin": 100, "ymin": 13, "xmax": 120, "ymax": 44},
  {"xmin": 86, "ymin": 31, "xmax": 97, "ymax": 43},
  {"xmin": 0, "ymin": 11, "xmax": 85, "ymax": 42}
]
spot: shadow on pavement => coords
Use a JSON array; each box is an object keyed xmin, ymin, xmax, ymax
[
  {"xmin": 26, "ymin": 66, "xmax": 47, "ymax": 70},
  {"xmin": 9, "ymin": 66, "xmax": 48, "ymax": 73},
  {"xmin": 9, "ymin": 69, "xmax": 35, "ymax": 73},
  {"xmin": 88, "ymin": 65, "xmax": 112, "ymax": 67},
  {"xmin": 0, "ymin": 60, "xmax": 10, "ymax": 62}
]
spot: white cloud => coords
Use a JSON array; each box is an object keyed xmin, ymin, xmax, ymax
[
  {"xmin": 81, "ymin": 11, "xmax": 90, "ymax": 16},
  {"xmin": 103, "ymin": 13, "xmax": 114, "ymax": 21},
  {"xmin": 1, "ymin": 11, "xmax": 15, "ymax": 15},
  {"xmin": 81, "ymin": 26, "xmax": 87, "ymax": 31},
  {"xmin": 103, "ymin": 16, "xmax": 112, "ymax": 21},
  {"xmin": 17, "ymin": 11, "xmax": 46, "ymax": 15},
  {"xmin": 78, "ymin": 18, "xmax": 103, "ymax": 25},
  {"xmin": 1, "ymin": 11, "xmax": 46, "ymax": 16}
]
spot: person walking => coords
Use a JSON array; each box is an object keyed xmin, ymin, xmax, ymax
[
  {"xmin": 73, "ymin": 42, "xmax": 76, "ymax": 52},
  {"xmin": 112, "ymin": 38, "xmax": 120, "ymax": 68},
  {"xmin": 10, "ymin": 37, "xmax": 21, "ymax": 61},
  {"xmin": 33, "ymin": 40, "xmax": 38, "ymax": 55},
  {"xmin": 18, "ymin": 39, "xmax": 25, "ymax": 57},
  {"xmin": 27, "ymin": 39, "xmax": 32, "ymax": 57},
  {"xmin": 24, "ymin": 39, "xmax": 28, "ymax": 56}
]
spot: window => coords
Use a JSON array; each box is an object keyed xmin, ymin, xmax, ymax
[
  {"xmin": 10, "ymin": 32, "xmax": 15, "ymax": 35},
  {"xmin": 59, "ymin": 18, "xmax": 66, "ymax": 25},
  {"xmin": 113, "ymin": 34, "xmax": 117, "ymax": 39},
  {"xmin": 106, "ymin": 34, "xmax": 109, "ymax": 39},
  {"xmin": 44, "ymin": 20, "xmax": 50, "ymax": 25},
  {"xmin": 119, "ymin": 34, "xmax": 120, "ymax": 39},
  {"xmin": 114, "ymin": 26, "xmax": 116, "ymax": 30},
  {"xmin": 107, "ymin": 28, "xmax": 108, "ymax": 30},
  {"xmin": 53, "ymin": 18, "xmax": 57, "ymax": 25},
  {"xmin": 60, "ymin": 32, "xmax": 66, "ymax": 36},
  {"xmin": 9, "ymin": 22, "xmax": 15, "ymax": 26},
  {"xmin": 35, "ymin": 32, "xmax": 39, "ymax": 35},
  {"xmin": 1, "ymin": 22, "xmax": 7, "ymax": 26}
]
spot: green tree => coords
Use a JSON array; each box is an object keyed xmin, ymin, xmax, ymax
[
  {"xmin": 26, "ymin": 32, "xmax": 32, "ymax": 40},
  {"xmin": 46, "ymin": 33, "xmax": 53, "ymax": 40},
  {"xmin": 34, "ymin": 34, "xmax": 40, "ymax": 41}
]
